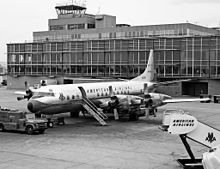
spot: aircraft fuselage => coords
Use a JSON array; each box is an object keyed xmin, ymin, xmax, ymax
[{"xmin": 27, "ymin": 80, "xmax": 155, "ymax": 115}]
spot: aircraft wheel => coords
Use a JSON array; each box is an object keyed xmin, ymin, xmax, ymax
[
  {"xmin": 38, "ymin": 129, "xmax": 45, "ymax": 134},
  {"xmin": 35, "ymin": 113, "xmax": 41, "ymax": 118},
  {"xmin": 149, "ymin": 109, "xmax": 154, "ymax": 115},
  {"xmin": 129, "ymin": 114, "xmax": 139, "ymax": 121},
  {"xmin": 149, "ymin": 109, "xmax": 156, "ymax": 117},
  {"xmin": 70, "ymin": 111, "xmax": 79, "ymax": 118},
  {"xmin": 26, "ymin": 126, "xmax": 34, "ymax": 135},
  {"xmin": 0, "ymin": 124, "xmax": 5, "ymax": 132}
]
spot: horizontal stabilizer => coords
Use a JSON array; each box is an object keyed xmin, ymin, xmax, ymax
[
  {"xmin": 163, "ymin": 97, "xmax": 211, "ymax": 103},
  {"xmin": 157, "ymin": 79, "xmax": 191, "ymax": 86}
]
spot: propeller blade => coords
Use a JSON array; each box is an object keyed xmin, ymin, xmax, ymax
[
  {"xmin": 145, "ymin": 108, "xmax": 149, "ymax": 118},
  {"xmin": 17, "ymin": 96, "xmax": 25, "ymax": 101},
  {"xmin": 24, "ymin": 81, "xmax": 28, "ymax": 90},
  {"xmin": 113, "ymin": 109, "xmax": 119, "ymax": 120},
  {"xmin": 109, "ymin": 86, "xmax": 113, "ymax": 97},
  {"xmin": 15, "ymin": 88, "xmax": 33, "ymax": 101},
  {"xmin": 127, "ymin": 95, "xmax": 131, "ymax": 105},
  {"xmin": 143, "ymin": 83, "xmax": 148, "ymax": 95}
]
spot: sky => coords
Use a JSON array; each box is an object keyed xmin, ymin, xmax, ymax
[{"xmin": 1, "ymin": 0, "xmax": 220, "ymax": 63}]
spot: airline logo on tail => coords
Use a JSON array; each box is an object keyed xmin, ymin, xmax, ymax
[{"xmin": 131, "ymin": 49, "xmax": 155, "ymax": 82}]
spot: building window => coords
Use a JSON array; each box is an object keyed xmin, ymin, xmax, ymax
[
  {"xmin": 68, "ymin": 24, "xmax": 85, "ymax": 30},
  {"xmin": 88, "ymin": 24, "xmax": 95, "ymax": 29},
  {"xmin": 50, "ymin": 25, "xmax": 65, "ymax": 31}
]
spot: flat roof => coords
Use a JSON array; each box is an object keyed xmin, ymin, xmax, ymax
[{"xmin": 55, "ymin": 5, "xmax": 86, "ymax": 11}]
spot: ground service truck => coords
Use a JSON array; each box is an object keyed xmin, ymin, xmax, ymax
[{"xmin": 0, "ymin": 108, "xmax": 48, "ymax": 134}]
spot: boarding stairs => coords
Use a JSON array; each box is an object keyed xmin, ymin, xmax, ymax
[
  {"xmin": 78, "ymin": 86, "xmax": 108, "ymax": 126},
  {"xmin": 161, "ymin": 110, "xmax": 220, "ymax": 168}
]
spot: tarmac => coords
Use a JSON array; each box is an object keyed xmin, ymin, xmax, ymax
[{"xmin": 0, "ymin": 86, "xmax": 220, "ymax": 169}]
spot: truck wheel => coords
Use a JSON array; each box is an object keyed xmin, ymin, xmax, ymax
[
  {"xmin": 70, "ymin": 111, "xmax": 79, "ymax": 118},
  {"xmin": 35, "ymin": 113, "xmax": 41, "ymax": 118},
  {"xmin": 48, "ymin": 122, "xmax": 54, "ymax": 128},
  {"xmin": 0, "ymin": 124, "xmax": 5, "ymax": 132},
  {"xmin": 26, "ymin": 126, "xmax": 34, "ymax": 135},
  {"xmin": 38, "ymin": 129, "xmax": 45, "ymax": 134},
  {"xmin": 129, "ymin": 114, "xmax": 139, "ymax": 121}
]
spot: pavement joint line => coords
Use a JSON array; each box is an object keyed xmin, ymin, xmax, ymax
[
  {"xmin": 63, "ymin": 154, "xmax": 114, "ymax": 169},
  {"xmin": 0, "ymin": 150, "xmax": 83, "ymax": 165},
  {"xmin": 0, "ymin": 154, "xmax": 24, "ymax": 165}
]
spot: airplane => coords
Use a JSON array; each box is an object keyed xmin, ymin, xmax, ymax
[{"xmin": 16, "ymin": 49, "xmax": 210, "ymax": 124}]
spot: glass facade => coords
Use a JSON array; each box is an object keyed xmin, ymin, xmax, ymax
[{"xmin": 7, "ymin": 36, "xmax": 220, "ymax": 79}]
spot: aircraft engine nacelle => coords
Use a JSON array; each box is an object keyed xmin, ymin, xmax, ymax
[
  {"xmin": 144, "ymin": 93, "xmax": 171, "ymax": 108},
  {"xmin": 104, "ymin": 95, "xmax": 143, "ymax": 112},
  {"xmin": 147, "ymin": 98, "xmax": 164, "ymax": 108},
  {"xmin": 143, "ymin": 93, "xmax": 172, "ymax": 117},
  {"xmin": 149, "ymin": 93, "xmax": 172, "ymax": 101}
]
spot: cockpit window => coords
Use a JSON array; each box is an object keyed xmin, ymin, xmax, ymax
[{"xmin": 32, "ymin": 92, "xmax": 55, "ymax": 99}]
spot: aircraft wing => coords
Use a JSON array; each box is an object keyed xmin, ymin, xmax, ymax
[
  {"xmin": 15, "ymin": 91, "xmax": 26, "ymax": 95},
  {"xmin": 163, "ymin": 97, "xmax": 211, "ymax": 103}
]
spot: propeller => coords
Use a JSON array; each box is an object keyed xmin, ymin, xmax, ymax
[
  {"xmin": 16, "ymin": 82, "xmax": 34, "ymax": 101},
  {"xmin": 143, "ymin": 83, "xmax": 156, "ymax": 117},
  {"xmin": 108, "ymin": 86, "xmax": 120, "ymax": 120},
  {"xmin": 107, "ymin": 86, "xmax": 144, "ymax": 120},
  {"xmin": 107, "ymin": 84, "xmax": 157, "ymax": 120},
  {"xmin": 17, "ymin": 89, "xmax": 33, "ymax": 101}
]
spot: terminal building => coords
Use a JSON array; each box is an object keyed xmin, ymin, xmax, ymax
[{"xmin": 7, "ymin": 4, "xmax": 220, "ymax": 96}]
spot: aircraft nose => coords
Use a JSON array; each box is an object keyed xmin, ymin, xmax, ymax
[
  {"xmin": 27, "ymin": 102, "xmax": 33, "ymax": 112},
  {"xmin": 27, "ymin": 100, "xmax": 45, "ymax": 113}
]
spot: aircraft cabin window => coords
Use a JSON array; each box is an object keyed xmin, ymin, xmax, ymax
[
  {"xmin": 72, "ymin": 95, "xmax": 75, "ymax": 100},
  {"xmin": 67, "ymin": 95, "xmax": 70, "ymax": 100}
]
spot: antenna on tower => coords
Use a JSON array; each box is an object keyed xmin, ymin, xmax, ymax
[
  {"xmin": 97, "ymin": 6, "xmax": 101, "ymax": 14},
  {"xmin": 82, "ymin": 0, "xmax": 86, "ymax": 7}
]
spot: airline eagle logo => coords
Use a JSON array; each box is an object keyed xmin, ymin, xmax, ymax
[{"xmin": 205, "ymin": 132, "xmax": 216, "ymax": 143}]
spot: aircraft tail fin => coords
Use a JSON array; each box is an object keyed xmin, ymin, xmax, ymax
[{"xmin": 131, "ymin": 49, "xmax": 155, "ymax": 82}]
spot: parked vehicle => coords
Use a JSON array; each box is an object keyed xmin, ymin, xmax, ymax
[
  {"xmin": 1, "ymin": 80, "xmax": 7, "ymax": 86},
  {"xmin": 0, "ymin": 108, "xmax": 47, "ymax": 134}
]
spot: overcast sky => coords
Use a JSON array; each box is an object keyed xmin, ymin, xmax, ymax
[{"xmin": 1, "ymin": 0, "xmax": 220, "ymax": 62}]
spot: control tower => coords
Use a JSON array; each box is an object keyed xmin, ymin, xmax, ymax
[
  {"xmin": 49, "ymin": 4, "xmax": 96, "ymax": 31},
  {"xmin": 55, "ymin": 4, "xmax": 87, "ymax": 18},
  {"xmin": 48, "ymin": 4, "xmax": 116, "ymax": 31}
]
